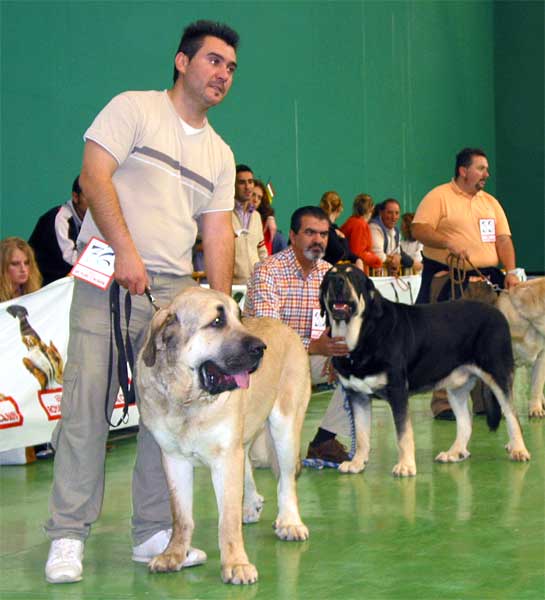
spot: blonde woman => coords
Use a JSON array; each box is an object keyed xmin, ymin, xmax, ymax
[
  {"xmin": 0, "ymin": 237, "xmax": 42, "ymax": 302},
  {"xmin": 319, "ymin": 191, "xmax": 363, "ymax": 268}
]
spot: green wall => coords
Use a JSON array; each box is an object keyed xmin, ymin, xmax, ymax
[
  {"xmin": 494, "ymin": 0, "xmax": 544, "ymax": 272},
  {"xmin": 1, "ymin": 1, "xmax": 542, "ymax": 270}
]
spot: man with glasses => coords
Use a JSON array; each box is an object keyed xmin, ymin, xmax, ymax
[{"xmin": 244, "ymin": 206, "xmax": 352, "ymax": 464}]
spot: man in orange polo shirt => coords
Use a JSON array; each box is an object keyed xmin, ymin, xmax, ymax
[{"xmin": 412, "ymin": 147, "xmax": 520, "ymax": 418}]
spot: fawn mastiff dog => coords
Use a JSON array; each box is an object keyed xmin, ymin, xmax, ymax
[
  {"xmin": 320, "ymin": 264, "xmax": 530, "ymax": 476},
  {"xmin": 137, "ymin": 287, "xmax": 310, "ymax": 585},
  {"xmin": 466, "ymin": 277, "xmax": 545, "ymax": 418}
]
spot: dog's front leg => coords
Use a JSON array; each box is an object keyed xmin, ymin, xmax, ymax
[
  {"xmin": 211, "ymin": 446, "xmax": 257, "ymax": 585},
  {"xmin": 267, "ymin": 409, "xmax": 309, "ymax": 541},
  {"xmin": 389, "ymin": 387, "xmax": 416, "ymax": 477},
  {"xmin": 149, "ymin": 453, "xmax": 194, "ymax": 573},
  {"xmin": 338, "ymin": 393, "xmax": 371, "ymax": 474}
]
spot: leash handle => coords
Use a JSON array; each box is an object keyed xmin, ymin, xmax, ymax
[
  {"xmin": 447, "ymin": 254, "xmax": 502, "ymax": 298},
  {"xmin": 145, "ymin": 287, "xmax": 160, "ymax": 312}
]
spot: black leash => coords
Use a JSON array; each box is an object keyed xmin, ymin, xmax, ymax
[
  {"xmin": 105, "ymin": 281, "xmax": 134, "ymax": 427},
  {"xmin": 105, "ymin": 283, "xmax": 160, "ymax": 427}
]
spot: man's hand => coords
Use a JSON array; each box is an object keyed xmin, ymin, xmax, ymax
[
  {"xmin": 385, "ymin": 253, "xmax": 401, "ymax": 276},
  {"xmin": 446, "ymin": 241, "xmax": 470, "ymax": 261},
  {"xmin": 309, "ymin": 327, "xmax": 349, "ymax": 357},
  {"xmin": 114, "ymin": 246, "xmax": 149, "ymax": 295},
  {"xmin": 504, "ymin": 272, "xmax": 520, "ymax": 290}
]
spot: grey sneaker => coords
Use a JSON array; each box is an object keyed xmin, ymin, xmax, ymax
[
  {"xmin": 132, "ymin": 529, "xmax": 206, "ymax": 567},
  {"xmin": 45, "ymin": 538, "xmax": 84, "ymax": 584}
]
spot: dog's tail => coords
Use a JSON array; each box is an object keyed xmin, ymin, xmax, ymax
[{"xmin": 482, "ymin": 384, "xmax": 502, "ymax": 431}]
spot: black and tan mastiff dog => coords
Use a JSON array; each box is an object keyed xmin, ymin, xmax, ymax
[
  {"xmin": 137, "ymin": 287, "xmax": 310, "ymax": 585},
  {"xmin": 320, "ymin": 264, "xmax": 530, "ymax": 476}
]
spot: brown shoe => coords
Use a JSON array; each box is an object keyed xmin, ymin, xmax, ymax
[{"xmin": 306, "ymin": 438, "xmax": 349, "ymax": 463}]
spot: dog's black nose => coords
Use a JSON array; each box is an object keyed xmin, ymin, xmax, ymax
[{"xmin": 245, "ymin": 336, "xmax": 266, "ymax": 358}]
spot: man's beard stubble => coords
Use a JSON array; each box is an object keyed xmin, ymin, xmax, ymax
[{"xmin": 303, "ymin": 244, "xmax": 325, "ymax": 262}]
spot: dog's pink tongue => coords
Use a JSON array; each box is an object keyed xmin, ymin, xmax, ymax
[{"xmin": 234, "ymin": 371, "xmax": 250, "ymax": 389}]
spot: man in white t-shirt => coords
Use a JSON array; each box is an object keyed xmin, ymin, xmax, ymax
[{"xmin": 44, "ymin": 20, "xmax": 240, "ymax": 584}]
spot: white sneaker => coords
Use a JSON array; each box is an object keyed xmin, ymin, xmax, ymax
[
  {"xmin": 45, "ymin": 538, "xmax": 84, "ymax": 584},
  {"xmin": 132, "ymin": 529, "xmax": 206, "ymax": 567}
]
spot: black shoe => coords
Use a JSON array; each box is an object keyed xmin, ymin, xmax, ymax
[{"xmin": 306, "ymin": 438, "xmax": 350, "ymax": 463}]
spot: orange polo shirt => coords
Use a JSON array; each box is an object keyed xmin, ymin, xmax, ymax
[{"xmin": 413, "ymin": 179, "xmax": 511, "ymax": 267}]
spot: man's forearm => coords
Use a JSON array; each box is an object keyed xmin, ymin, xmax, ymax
[
  {"xmin": 202, "ymin": 212, "xmax": 234, "ymax": 294},
  {"xmin": 496, "ymin": 235, "xmax": 516, "ymax": 271},
  {"xmin": 411, "ymin": 223, "xmax": 448, "ymax": 249}
]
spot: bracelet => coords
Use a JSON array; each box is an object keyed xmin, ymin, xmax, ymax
[{"xmin": 507, "ymin": 269, "xmax": 519, "ymax": 275}]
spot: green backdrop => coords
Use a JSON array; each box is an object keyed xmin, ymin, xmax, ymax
[{"xmin": 1, "ymin": 1, "xmax": 543, "ymax": 271}]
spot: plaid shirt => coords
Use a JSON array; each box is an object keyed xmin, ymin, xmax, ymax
[{"xmin": 243, "ymin": 247, "xmax": 331, "ymax": 349}]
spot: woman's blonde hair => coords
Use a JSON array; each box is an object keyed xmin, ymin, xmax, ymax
[
  {"xmin": 352, "ymin": 193, "xmax": 374, "ymax": 217},
  {"xmin": 319, "ymin": 191, "xmax": 343, "ymax": 216},
  {"xmin": 0, "ymin": 237, "xmax": 42, "ymax": 302}
]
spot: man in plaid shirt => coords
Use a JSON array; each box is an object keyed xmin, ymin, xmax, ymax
[{"xmin": 244, "ymin": 206, "xmax": 352, "ymax": 463}]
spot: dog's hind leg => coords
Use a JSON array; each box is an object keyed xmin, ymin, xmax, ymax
[
  {"xmin": 267, "ymin": 406, "xmax": 309, "ymax": 542},
  {"xmin": 435, "ymin": 382, "xmax": 473, "ymax": 463},
  {"xmin": 529, "ymin": 349, "xmax": 545, "ymax": 418},
  {"xmin": 242, "ymin": 448, "xmax": 264, "ymax": 524},
  {"xmin": 472, "ymin": 368, "xmax": 531, "ymax": 462},
  {"xmin": 149, "ymin": 453, "xmax": 194, "ymax": 573},
  {"xmin": 492, "ymin": 387, "xmax": 530, "ymax": 462},
  {"xmin": 338, "ymin": 394, "xmax": 371, "ymax": 474}
]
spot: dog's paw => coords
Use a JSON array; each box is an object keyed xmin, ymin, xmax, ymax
[
  {"xmin": 273, "ymin": 520, "xmax": 309, "ymax": 541},
  {"xmin": 221, "ymin": 562, "xmax": 258, "ymax": 585},
  {"xmin": 434, "ymin": 450, "xmax": 470, "ymax": 463},
  {"xmin": 338, "ymin": 459, "xmax": 366, "ymax": 474},
  {"xmin": 243, "ymin": 494, "xmax": 264, "ymax": 524},
  {"xmin": 528, "ymin": 403, "xmax": 545, "ymax": 419},
  {"xmin": 505, "ymin": 444, "xmax": 531, "ymax": 462},
  {"xmin": 392, "ymin": 461, "xmax": 416, "ymax": 476},
  {"xmin": 149, "ymin": 549, "xmax": 186, "ymax": 573}
]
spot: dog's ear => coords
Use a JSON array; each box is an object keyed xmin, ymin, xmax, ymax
[
  {"xmin": 141, "ymin": 309, "xmax": 172, "ymax": 367},
  {"xmin": 361, "ymin": 273, "xmax": 383, "ymax": 318},
  {"xmin": 162, "ymin": 313, "xmax": 181, "ymax": 366},
  {"xmin": 369, "ymin": 289, "xmax": 384, "ymax": 319},
  {"xmin": 319, "ymin": 277, "xmax": 330, "ymax": 325}
]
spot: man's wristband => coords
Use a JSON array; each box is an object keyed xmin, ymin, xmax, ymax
[{"xmin": 507, "ymin": 269, "xmax": 519, "ymax": 275}]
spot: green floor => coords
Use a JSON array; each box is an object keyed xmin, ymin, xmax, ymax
[{"xmin": 1, "ymin": 370, "xmax": 544, "ymax": 600}]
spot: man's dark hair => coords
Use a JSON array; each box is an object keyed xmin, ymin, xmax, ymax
[
  {"xmin": 236, "ymin": 164, "xmax": 253, "ymax": 174},
  {"xmin": 72, "ymin": 176, "xmax": 81, "ymax": 195},
  {"xmin": 173, "ymin": 20, "xmax": 239, "ymax": 83},
  {"xmin": 454, "ymin": 148, "xmax": 487, "ymax": 178},
  {"xmin": 381, "ymin": 198, "xmax": 400, "ymax": 211},
  {"xmin": 290, "ymin": 206, "xmax": 329, "ymax": 234}
]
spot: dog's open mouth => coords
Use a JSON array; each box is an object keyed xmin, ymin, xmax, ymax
[
  {"xmin": 329, "ymin": 300, "xmax": 355, "ymax": 322},
  {"xmin": 199, "ymin": 361, "xmax": 252, "ymax": 395}
]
